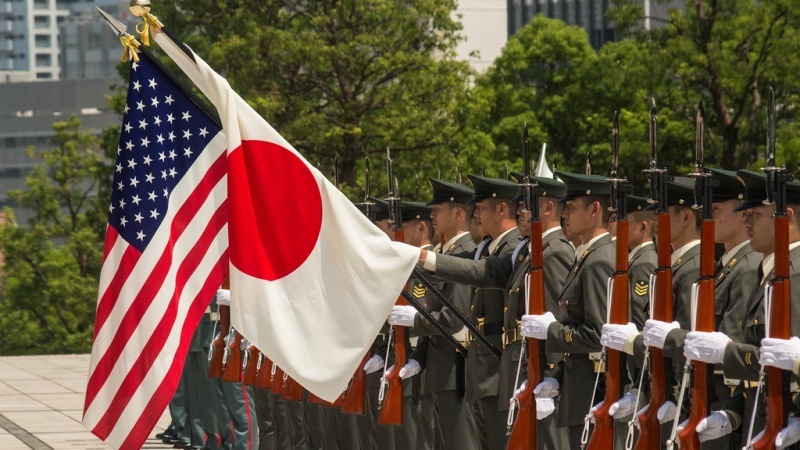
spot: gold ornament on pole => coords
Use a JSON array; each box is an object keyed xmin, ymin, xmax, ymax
[{"xmin": 129, "ymin": 0, "xmax": 163, "ymax": 47}]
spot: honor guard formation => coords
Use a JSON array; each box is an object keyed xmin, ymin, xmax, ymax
[{"xmin": 155, "ymin": 95, "xmax": 800, "ymax": 450}]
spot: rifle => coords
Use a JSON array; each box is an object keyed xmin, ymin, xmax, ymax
[
  {"xmin": 674, "ymin": 102, "xmax": 714, "ymax": 450},
  {"xmin": 282, "ymin": 374, "xmax": 305, "ymax": 402},
  {"xmin": 207, "ymin": 277, "xmax": 231, "ymax": 379},
  {"xmin": 635, "ymin": 98, "xmax": 673, "ymax": 450},
  {"xmin": 588, "ymin": 112, "xmax": 629, "ymax": 450},
  {"xmin": 271, "ymin": 367, "xmax": 286, "ymax": 395},
  {"xmin": 507, "ymin": 124, "xmax": 545, "ymax": 450},
  {"xmin": 749, "ymin": 87, "xmax": 792, "ymax": 450},
  {"xmin": 241, "ymin": 344, "xmax": 260, "ymax": 386},
  {"xmin": 254, "ymin": 352, "xmax": 274, "ymax": 389},
  {"xmin": 378, "ymin": 148, "xmax": 408, "ymax": 426},
  {"xmin": 221, "ymin": 327, "xmax": 243, "ymax": 382}
]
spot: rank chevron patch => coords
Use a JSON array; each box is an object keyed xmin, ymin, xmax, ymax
[
  {"xmin": 412, "ymin": 284, "xmax": 426, "ymax": 298},
  {"xmin": 634, "ymin": 280, "xmax": 649, "ymax": 296}
]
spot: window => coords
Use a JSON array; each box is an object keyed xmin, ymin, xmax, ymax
[
  {"xmin": 35, "ymin": 53, "xmax": 51, "ymax": 66},
  {"xmin": 33, "ymin": 16, "xmax": 49, "ymax": 29},
  {"xmin": 34, "ymin": 34, "xmax": 50, "ymax": 48},
  {"xmin": 33, "ymin": 0, "xmax": 48, "ymax": 9},
  {"xmin": 36, "ymin": 71, "xmax": 52, "ymax": 79}
]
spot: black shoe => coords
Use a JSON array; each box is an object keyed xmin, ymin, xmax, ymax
[{"xmin": 156, "ymin": 431, "xmax": 175, "ymax": 440}]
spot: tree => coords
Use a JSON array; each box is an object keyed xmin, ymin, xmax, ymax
[
  {"xmin": 0, "ymin": 116, "xmax": 108, "ymax": 355},
  {"xmin": 152, "ymin": 0, "xmax": 474, "ymax": 197}
]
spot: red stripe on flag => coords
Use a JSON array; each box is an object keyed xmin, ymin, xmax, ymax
[
  {"xmin": 93, "ymin": 243, "xmax": 142, "ymax": 339},
  {"xmin": 84, "ymin": 153, "xmax": 227, "ymax": 410},
  {"xmin": 91, "ymin": 204, "xmax": 228, "ymax": 440}
]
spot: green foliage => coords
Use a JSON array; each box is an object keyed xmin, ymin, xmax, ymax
[{"xmin": 0, "ymin": 116, "xmax": 106, "ymax": 355}]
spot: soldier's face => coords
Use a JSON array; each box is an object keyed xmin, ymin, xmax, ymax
[
  {"xmin": 374, "ymin": 219, "xmax": 394, "ymax": 238},
  {"xmin": 561, "ymin": 198, "xmax": 593, "ymax": 241},
  {"xmin": 401, "ymin": 220, "xmax": 423, "ymax": 247},
  {"xmin": 430, "ymin": 202, "xmax": 455, "ymax": 235},
  {"xmin": 712, "ymin": 200, "xmax": 746, "ymax": 245},
  {"xmin": 474, "ymin": 199, "xmax": 501, "ymax": 237},
  {"xmin": 516, "ymin": 200, "xmax": 531, "ymax": 236},
  {"xmin": 744, "ymin": 204, "xmax": 775, "ymax": 254}
]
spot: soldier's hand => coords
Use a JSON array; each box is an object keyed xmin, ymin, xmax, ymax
[
  {"xmin": 363, "ymin": 354, "xmax": 384, "ymax": 374},
  {"xmin": 533, "ymin": 377, "xmax": 559, "ymax": 398},
  {"xmin": 601, "ymin": 323, "xmax": 639, "ymax": 353},
  {"xmin": 761, "ymin": 337, "xmax": 800, "ymax": 371},
  {"xmin": 536, "ymin": 398, "xmax": 555, "ymax": 420},
  {"xmin": 632, "ymin": 404, "xmax": 648, "ymax": 429},
  {"xmin": 695, "ymin": 411, "xmax": 732, "ymax": 442},
  {"xmin": 388, "ymin": 305, "xmax": 417, "ymax": 327},
  {"xmin": 513, "ymin": 380, "xmax": 527, "ymax": 398},
  {"xmin": 520, "ymin": 312, "xmax": 556, "ymax": 339},
  {"xmin": 609, "ymin": 392, "xmax": 637, "ymax": 419},
  {"xmin": 399, "ymin": 359, "xmax": 421, "ymax": 379},
  {"xmin": 776, "ymin": 417, "xmax": 800, "ymax": 449},
  {"xmin": 642, "ymin": 319, "xmax": 680, "ymax": 349},
  {"xmin": 684, "ymin": 331, "xmax": 731, "ymax": 364},
  {"xmin": 656, "ymin": 400, "xmax": 676, "ymax": 424}
]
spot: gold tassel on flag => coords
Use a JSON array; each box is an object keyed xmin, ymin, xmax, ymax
[
  {"xmin": 129, "ymin": 0, "xmax": 163, "ymax": 46},
  {"xmin": 120, "ymin": 34, "xmax": 140, "ymax": 62}
]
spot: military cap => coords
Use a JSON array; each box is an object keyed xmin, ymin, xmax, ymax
[
  {"xmin": 665, "ymin": 176, "xmax": 696, "ymax": 207},
  {"xmin": 509, "ymin": 171, "xmax": 567, "ymax": 202},
  {"xmin": 555, "ymin": 171, "xmax": 612, "ymax": 203},
  {"xmin": 366, "ymin": 196, "xmax": 390, "ymax": 221},
  {"xmin": 707, "ymin": 167, "xmax": 745, "ymax": 203},
  {"xmin": 786, "ymin": 179, "xmax": 800, "ymax": 205},
  {"xmin": 625, "ymin": 195, "xmax": 652, "ymax": 214},
  {"xmin": 427, "ymin": 178, "xmax": 474, "ymax": 205},
  {"xmin": 733, "ymin": 170, "xmax": 767, "ymax": 211},
  {"xmin": 466, "ymin": 174, "xmax": 519, "ymax": 204},
  {"xmin": 400, "ymin": 201, "xmax": 432, "ymax": 222}
]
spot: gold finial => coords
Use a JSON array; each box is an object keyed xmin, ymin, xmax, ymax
[{"xmin": 129, "ymin": 0, "xmax": 163, "ymax": 46}]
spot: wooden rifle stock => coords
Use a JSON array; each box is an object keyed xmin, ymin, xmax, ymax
[
  {"xmin": 272, "ymin": 368, "xmax": 286, "ymax": 395},
  {"xmin": 208, "ymin": 304, "xmax": 230, "ymax": 379},
  {"xmin": 635, "ymin": 211, "xmax": 673, "ymax": 450},
  {"xmin": 341, "ymin": 352, "xmax": 370, "ymax": 414},
  {"xmin": 221, "ymin": 329, "xmax": 244, "ymax": 382},
  {"xmin": 751, "ymin": 215, "xmax": 792, "ymax": 450},
  {"xmin": 676, "ymin": 218, "xmax": 715, "ymax": 449},
  {"xmin": 588, "ymin": 213, "xmax": 629, "ymax": 450},
  {"xmin": 507, "ymin": 219, "xmax": 544, "ymax": 450},
  {"xmin": 282, "ymin": 375, "xmax": 305, "ymax": 402},
  {"xmin": 254, "ymin": 353, "xmax": 274, "ymax": 389},
  {"xmin": 242, "ymin": 345, "xmax": 260, "ymax": 386},
  {"xmin": 378, "ymin": 227, "xmax": 408, "ymax": 426}
]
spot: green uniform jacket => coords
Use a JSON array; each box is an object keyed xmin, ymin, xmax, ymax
[
  {"xmin": 625, "ymin": 243, "xmax": 657, "ymax": 398},
  {"xmin": 546, "ymin": 233, "xmax": 615, "ymax": 427}
]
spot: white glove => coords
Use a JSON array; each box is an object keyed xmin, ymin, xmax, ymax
[
  {"xmin": 363, "ymin": 354, "xmax": 384, "ymax": 374},
  {"xmin": 761, "ymin": 337, "xmax": 800, "ymax": 371},
  {"xmin": 520, "ymin": 312, "xmax": 557, "ymax": 339},
  {"xmin": 695, "ymin": 411, "xmax": 733, "ymax": 442},
  {"xmin": 399, "ymin": 359, "xmax": 421, "ymax": 379},
  {"xmin": 642, "ymin": 319, "xmax": 680, "ymax": 349},
  {"xmin": 533, "ymin": 377, "xmax": 559, "ymax": 398},
  {"xmin": 632, "ymin": 404, "xmax": 648, "ymax": 429},
  {"xmin": 588, "ymin": 401, "xmax": 603, "ymax": 424},
  {"xmin": 684, "ymin": 331, "xmax": 732, "ymax": 364},
  {"xmin": 776, "ymin": 417, "xmax": 800, "ymax": 449},
  {"xmin": 216, "ymin": 288, "xmax": 231, "ymax": 306},
  {"xmin": 601, "ymin": 323, "xmax": 639, "ymax": 352},
  {"xmin": 388, "ymin": 305, "xmax": 417, "ymax": 327},
  {"xmin": 609, "ymin": 392, "xmax": 638, "ymax": 419},
  {"xmin": 536, "ymin": 397, "xmax": 555, "ymax": 419},
  {"xmin": 514, "ymin": 380, "xmax": 528, "ymax": 398},
  {"xmin": 656, "ymin": 400, "xmax": 677, "ymax": 424}
]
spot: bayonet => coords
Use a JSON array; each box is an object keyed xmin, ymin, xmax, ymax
[
  {"xmin": 689, "ymin": 101, "xmax": 710, "ymax": 213},
  {"xmin": 505, "ymin": 162, "xmax": 509, "ymax": 180},
  {"xmin": 334, "ymin": 156, "xmax": 340, "ymax": 189},
  {"xmin": 765, "ymin": 87, "xmax": 779, "ymax": 206},
  {"xmin": 415, "ymin": 174, "xmax": 420, "ymax": 202},
  {"xmin": 608, "ymin": 111, "xmax": 622, "ymax": 214},
  {"xmin": 585, "ymin": 151, "xmax": 592, "ymax": 175},
  {"xmin": 362, "ymin": 157, "xmax": 375, "ymax": 221},
  {"xmin": 96, "ymin": 6, "xmax": 129, "ymax": 36}
]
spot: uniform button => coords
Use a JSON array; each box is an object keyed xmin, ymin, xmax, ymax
[
  {"xmin": 754, "ymin": 319, "xmax": 758, "ymax": 325},
  {"xmin": 508, "ymin": 289, "xmax": 513, "ymax": 295},
  {"xmin": 471, "ymin": 305, "xmax": 474, "ymax": 310},
  {"xmin": 515, "ymin": 288, "xmax": 520, "ymax": 293},
  {"xmin": 504, "ymin": 306, "xmax": 508, "ymax": 312},
  {"xmin": 565, "ymin": 300, "xmax": 569, "ymax": 305}
]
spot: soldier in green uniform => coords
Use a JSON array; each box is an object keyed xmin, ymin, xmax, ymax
[
  {"xmin": 387, "ymin": 178, "xmax": 478, "ymax": 450},
  {"xmin": 681, "ymin": 171, "xmax": 800, "ymax": 446},
  {"xmin": 519, "ymin": 171, "xmax": 616, "ymax": 449}
]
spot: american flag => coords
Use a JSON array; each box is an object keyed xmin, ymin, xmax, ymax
[{"xmin": 82, "ymin": 51, "xmax": 228, "ymax": 450}]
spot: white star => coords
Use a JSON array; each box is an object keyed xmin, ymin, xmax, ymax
[
  {"xmin": 133, "ymin": 80, "xmax": 141, "ymax": 91},
  {"xmin": 136, "ymin": 230, "xmax": 146, "ymax": 241},
  {"xmin": 138, "ymin": 118, "xmax": 148, "ymax": 130},
  {"xmin": 182, "ymin": 111, "xmax": 192, "ymax": 121},
  {"xmin": 148, "ymin": 78, "xmax": 158, "ymax": 89},
  {"xmin": 150, "ymin": 97, "xmax": 160, "ymax": 108},
  {"xmin": 126, "ymin": 141, "xmax": 134, "ymax": 151},
  {"xmin": 124, "ymin": 104, "xmax": 130, "ymax": 114},
  {"xmin": 163, "ymin": 188, "xmax": 169, "ymax": 198},
  {"xmin": 127, "ymin": 158, "xmax": 138, "ymax": 169},
  {"xmin": 165, "ymin": 95, "xmax": 174, "ymax": 105},
  {"xmin": 150, "ymin": 209, "xmax": 161, "ymax": 220},
  {"xmin": 183, "ymin": 129, "xmax": 193, "ymax": 140},
  {"xmin": 169, "ymin": 167, "xmax": 177, "ymax": 178},
  {"xmin": 168, "ymin": 131, "xmax": 176, "ymax": 142},
  {"xmin": 167, "ymin": 113, "xmax": 175, "ymax": 124},
  {"xmin": 132, "ymin": 61, "xmax": 139, "ymax": 71},
  {"xmin": 140, "ymin": 136, "xmax": 150, "ymax": 148},
  {"xmin": 117, "ymin": 146, "xmax": 122, "ymax": 155},
  {"xmin": 134, "ymin": 212, "xmax": 143, "ymax": 223},
  {"xmin": 136, "ymin": 100, "xmax": 145, "ymax": 111},
  {"xmin": 183, "ymin": 147, "xmax": 193, "ymax": 158},
  {"xmin": 116, "ymin": 163, "xmax": 123, "ymax": 173},
  {"xmin": 124, "ymin": 122, "xmax": 132, "ymax": 133},
  {"xmin": 120, "ymin": 216, "xmax": 128, "ymax": 227},
  {"xmin": 109, "ymin": 203, "xmax": 115, "ymax": 213},
  {"xmin": 145, "ymin": 173, "xmax": 154, "ymax": 183},
  {"xmin": 131, "ymin": 194, "xmax": 141, "ymax": 205},
  {"xmin": 148, "ymin": 191, "xmax": 157, "ymax": 201},
  {"xmin": 117, "ymin": 180, "xmax": 124, "ymax": 191},
  {"xmin": 161, "ymin": 170, "xmax": 168, "ymax": 179},
  {"xmin": 199, "ymin": 127, "xmax": 209, "ymax": 138},
  {"xmin": 169, "ymin": 149, "xmax": 177, "ymax": 160},
  {"xmin": 156, "ymin": 134, "xmax": 165, "ymax": 145},
  {"xmin": 119, "ymin": 198, "xmax": 127, "ymax": 209},
  {"xmin": 154, "ymin": 116, "xmax": 162, "ymax": 126},
  {"xmin": 158, "ymin": 152, "xmax": 166, "ymax": 162},
  {"xmin": 130, "ymin": 178, "xmax": 140, "ymax": 189},
  {"xmin": 143, "ymin": 155, "xmax": 153, "ymax": 166}
]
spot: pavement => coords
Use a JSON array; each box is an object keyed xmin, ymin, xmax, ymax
[{"xmin": 0, "ymin": 354, "xmax": 173, "ymax": 450}]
